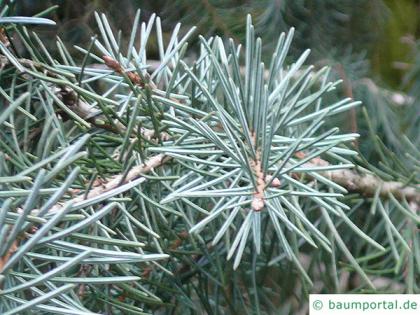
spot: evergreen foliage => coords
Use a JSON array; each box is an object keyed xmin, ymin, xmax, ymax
[{"xmin": 0, "ymin": 1, "xmax": 419, "ymax": 314}]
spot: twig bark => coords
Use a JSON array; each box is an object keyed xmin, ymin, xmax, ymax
[
  {"xmin": 317, "ymin": 167, "xmax": 420, "ymax": 204},
  {"xmin": 0, "ymin": 239, "xmax": 18, "ymax": 274},
  {"xmin": 42, "ymin": 154, "xmax": 170, "ymax": 215}
]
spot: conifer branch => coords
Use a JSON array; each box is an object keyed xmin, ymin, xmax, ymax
[{"xmin": 2, "ymin": 53, "xmax": 418, "ymax": 214}]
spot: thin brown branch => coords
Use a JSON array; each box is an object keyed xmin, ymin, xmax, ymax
[
  {"xmin": 0, "ymin": 239, "xmax": 18, "ymax": 275},
  {"xmin": 81, "ymin": 153, "xmax": 168, "ymax": 201},
  {"xmin": 42, "ymin": 153, "xmax": 170, "ymax": 215},
  {"xmin": 250, "ymin": 133, "xmax": 281, "ymax": 211},
  {"xmin": 317, "ymin": 166, "xmax": 420, "ymax": 204}
]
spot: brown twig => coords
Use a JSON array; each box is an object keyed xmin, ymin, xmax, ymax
[
  {"xmin": 0, "ymin": 239, "xmax": 18, "ymax": 275},
  {"xmin": 311, "ymin": 162, "xmax": 420, "ymax": 204},
  {"xmin": 291, "ymin": 152, "xmax": 420, "ymax": 205},
  {"xmin": 39, "ymin": 153, "xmax": 170, "ymax": 215},
  {"xmin": 103, "ymin": 55, "xmax": 145, "ymax": 87},
  {"xmin": 250, "ymin": 133, "xmax": 281, "ymax": 211}
]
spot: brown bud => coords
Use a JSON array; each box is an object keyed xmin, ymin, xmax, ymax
[
  {"xmin": 295, "ymin": 151, "xmax": 306, "ymax": 159},
  {"xmin": 103, "ymin": 55, "xmax": 122, "ymax": 72},
  {"xmin": 252, "ymin": 197, "xmax": 265, "ymax": 211},
  {"xmin": 265, "ymin": 175, "xmax": 281, "ymax": 187},
  {"xmin": 271, "ymin": 178, "xmax": 281, "ymax": 187}
]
